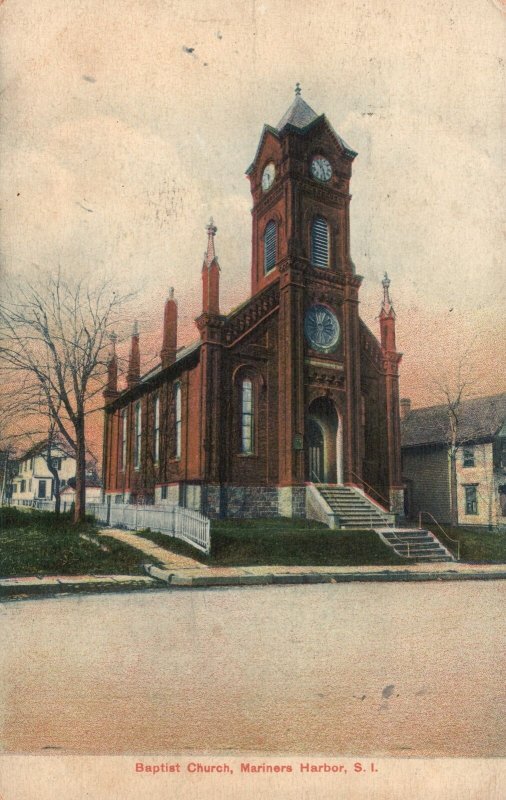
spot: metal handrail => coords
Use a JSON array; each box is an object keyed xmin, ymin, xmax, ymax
[
  {"xmin": 349, "ymin": 470, "xmax": 391, "ymax": 510},
  {"xmin": 418, "ymin": 510, "xmax": 460, "ymax": 561}
]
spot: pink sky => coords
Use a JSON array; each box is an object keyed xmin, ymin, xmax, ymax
[{"xmin": 1, "ymin": 0, "xmax": 505, "ymax": 457}]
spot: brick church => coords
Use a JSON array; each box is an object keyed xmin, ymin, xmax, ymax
[{"xmin": 102, "ymin": 88, "xmax": 404, "ymax": 522}]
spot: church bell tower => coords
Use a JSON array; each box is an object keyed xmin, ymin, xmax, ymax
[{"xmin": 246, "ymin": 86, "xmax": 364, "ymax": 492}]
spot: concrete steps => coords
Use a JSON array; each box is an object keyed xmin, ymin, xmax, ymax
[
  {"xmin": 376, "ymin": 527, "xmax": 455, "ymax": 562},
  {"xmin": 316, "ymin": 484, "xmax": 392, "ymax": 529},
  {"xmin": 312, "ymin": 484, "xmax": 455, "ymax": 562}
]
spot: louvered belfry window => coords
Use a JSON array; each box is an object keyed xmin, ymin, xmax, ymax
[
  {"xmin": 311, "ymin": 216, "xmax": 329, "ymax": 268},
  {"xmin": 263, "ymin": 220, "xmax": 277, "ymax": 273}
]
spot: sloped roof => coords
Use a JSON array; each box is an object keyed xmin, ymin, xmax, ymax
[
  {"xmin": 401, "ymin": 392, "xmax": 506, "ymax": 448},
  {"xmin": 20, "ymin": 438, "xmax": 75, "ymax": 461},
  {"xmin": 277, "ymin": 95, "xmax": 319, "ymax": 130}
]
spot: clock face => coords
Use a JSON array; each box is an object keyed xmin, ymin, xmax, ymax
[
  {"xmin": 311, "ymin": 156, "xmax": 332, "ymax": 182},
  {"xmin": 261, "ymin": 163, "xmax": 276, "ymax": 192},
  {"xmin": 304, "ymin": 305, "xmax": 340, "ymax": 353}
]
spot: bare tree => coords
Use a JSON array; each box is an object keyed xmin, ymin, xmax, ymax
[
  {"xmin": 434, "ymin": 343, "xmax": 479, "ymax": 527},
  {"xmin": 0, "ymin": 269, "xmax": 129, "ymax": 523}
]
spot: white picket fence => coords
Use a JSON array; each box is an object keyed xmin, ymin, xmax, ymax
[
  {"xmin": 11, "ymin": 498, "xmax": 72, "ymax": 513},
  {"xmin": 87, "ymin": 502, "xmax": 211, "ymax": 555}
]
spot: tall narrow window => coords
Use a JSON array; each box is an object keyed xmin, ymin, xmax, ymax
[
  {"xmin": 311, "ymin": 215, "xmax": 329, "ymax": 268},
  {"xmin": 263, "ymin": 220, "xmax": 277, "ymax": 273},
  {"xmin": 463, "ymin": 447, "xmax": 475, "ymax": 467},
  {"xmin": 153, "ymin": 395, "xmax": 160, "ymax": 463},
  {"xmin": 464, "ymin": 485, "xmax": 478, "ymax": 515},
  {"xmin": 241, "ymin": 379, "xmax": 254, "ymax": 454},
  {"xmin": 175, "ymin": 383, "xmax": 182, "ymax": 459},
  {"xmin": 134, "ymin": 401, "xmax": 142, "ymax": 469},
  {"xmin": 120, "ymin": 409, "xmax": 127, "ymax": 471}
]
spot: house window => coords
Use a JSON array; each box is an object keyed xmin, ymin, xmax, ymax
[
  {"xmin": 50, "ymin": 456, "xmax": 62, "ymax": 471},
  {"xmin": 134, "ymin": 401, "xmax": 142, "ymax": 469},
  {"xmin": 12, "ymin": 484, "xmax": 17, "ymax": 493},
  {"xmin": 120, "ymin": 409, "xmax": 127, "ymax": 471},
  {"xmin": 30, "ymin": 458, "xmax": 34, "ymax": 470},
  {"xmin": 175, "ymin": 383, "xmax": 182, "ymax": 459},
  {"xmin": 153, "ymin": 395, "xmax": 160, "ymax": 463},
  {"xmin": 29, "ymin": 479, "xmax": 32, "ymax": 492},
  {"xmin": 464, "ymin": 485, "xmax": 478, "ymax": 515},
  {"xmin": 241, "ymin": 378, "xmax": 254, "ymax": 454},
  {"xmin": 463, "ymin": 447, "xmax": 475, "ymax": 467},
  {"xmin": 263, "ymin": 220, "xmax": 277, "ymax": 273},
  {"xmin": 311, "ymin": 215, "xmax": 329, "ymax": 268},
  {"xmin": 20, "ymin": 480, "xmax": 26, "ymax": 493},
  {"xmin": 38, "ymin": 480, "xmax": 46, "ymax": 499},
  {"xmin": 161, "ymin": 485, "xmax": 167, "ymax": 500}
]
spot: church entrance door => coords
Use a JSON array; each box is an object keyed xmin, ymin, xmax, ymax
[
  {"xmin": 307, "ymin": 419, "xmax": 324, "ymax": 483},
  {"xmin": 305, "ymin": 397, "xmax": 342, "ymax": 484}
]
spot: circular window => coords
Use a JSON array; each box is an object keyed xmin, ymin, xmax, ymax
[{"xmin": 304, "ymin": 305, "xmax": 340, "ymax": 353}]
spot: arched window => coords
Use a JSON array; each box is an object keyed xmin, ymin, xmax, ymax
[
  {"xmin": 241, "ymin": 378, "xmax": 254, "ymax": 454},
  {"xmin": 311, "ymin": 215, "xmax": 329, "ymax": 268},
  {"xmin": 263, "ymin": 220, "xmax": 277, "ymax": 273},
  {"xmin": 153, "ymin": 395, "xmax": 160, "ymax": 463},
  {"xmin": 174, "ymin": 383, "xmax": 182, "ymax": 459},
  {"xmin": 119, "ymin": 408, "xmax": 127, "ymax": 471},
  {"xmin": 134, "ymin": 401, "xmax": 142, "ymax": 470}
]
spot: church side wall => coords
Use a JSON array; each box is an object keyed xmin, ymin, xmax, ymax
[
  {"xmin": 402, "ymin": 445, "xmax": 451, "ymax": 522},
  {"xmin": 359, "ymin": 335, "xmax": 390, "ymax": 504}
]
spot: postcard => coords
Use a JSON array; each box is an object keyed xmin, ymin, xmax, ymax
[{"xmin": 0, "ymin": 1, "xmax": 504, "ymax": 798}]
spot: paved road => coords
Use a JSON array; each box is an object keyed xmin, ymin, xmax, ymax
[{"xmin": 1, "ymin": 582, "xmax": 504, "ymax": 756}]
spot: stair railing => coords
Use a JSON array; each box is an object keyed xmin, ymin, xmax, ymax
[
  {"xmin": 349, "ymin": 470, "xmax": 391, "ymax": 511},
  {"xmin": 418, "ymin": 511, "xmax": 460, "ymax": 561}
]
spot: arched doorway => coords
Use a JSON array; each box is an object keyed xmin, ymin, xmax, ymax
[
  {"xmin": 307, "ymin": 419, "xmax": 324, "ymax": 483},
  {"xmin": 305, "ymin": 397, "xmax": 342, "ymax": 484}
]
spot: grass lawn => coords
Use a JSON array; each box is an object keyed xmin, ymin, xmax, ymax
[
  {"xmin": 436, "ymin": 525, "xmax": 506, "ymax": 563},
  {"xmin": 137, "ymin": 518, "xmax": 405, "ymax": 567},
  {"xmin": 0, "ymin": 507, "xmax": 156, "ymax": 577}
]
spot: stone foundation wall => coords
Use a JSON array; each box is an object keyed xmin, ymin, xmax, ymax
[{"xmin": 200, "ymin": 484, "xmax": 307, "ymax": 520}]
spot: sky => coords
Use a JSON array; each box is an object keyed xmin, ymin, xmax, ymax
[{"xmin": 1, "ymin": 0, "xmax": 505, "ymax": 454}]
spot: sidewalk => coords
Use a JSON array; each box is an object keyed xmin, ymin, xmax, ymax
[{"xmin": 2, "ymin": 525, "xmax": 506, "ymax": 601}]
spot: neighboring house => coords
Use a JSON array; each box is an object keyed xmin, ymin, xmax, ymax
[
  {"xmin": 401, "ymin": 393, "xmax": 506, "ymax": 528},
  {"xmin": 10, "ymin": 441, "xmax": 76, "ymax": 505},
  {"xmin": 102, "ymin": 89, "xmax": 404, "ymax": 520},
  {"xmin": 61, "ymin": 482, "xmax": 102, "ymax": 506}
]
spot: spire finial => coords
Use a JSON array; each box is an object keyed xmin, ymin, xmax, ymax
[
  {"xmin": 205, "ymin": 217, "xmax": 218, "ymax": 267},
  {"xmin": 381, "ymin": 272, "xmax": 394, "ymax": 315},
  {"xmin": 295, "ymin": 82, "xmax": 301, "ymax": 96},
  {"xmin": 132, "ymin": 319, "xmax": 139, "ymax": 336},
  {"xmin": 169, "ymin": 286, "xmax": 174, "ymax": 300}
]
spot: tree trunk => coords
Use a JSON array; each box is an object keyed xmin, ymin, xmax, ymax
[
  {"xmin": 449, "ymin": 447, "xmax": 458, "ymax": 528},
  {"xmin": 74, "ymin": 420, "xmax": 87, "ymax": 524},
  {"xmin": 47, "ymin": 461, "xmax": 61, "ymax": 516}
]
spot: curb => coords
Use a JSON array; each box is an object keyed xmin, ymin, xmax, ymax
[
  {"xmin": 144, "ymin": 564, "xmax": 506, "ymax": 588},
  {"xmin": 0, "ymin": 575, "xmax": 158, "ymax": 601}
]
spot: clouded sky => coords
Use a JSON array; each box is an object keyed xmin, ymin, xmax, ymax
[{"xmin": 1, "ymin": 0, "xmax": 505, "ymax": 417}]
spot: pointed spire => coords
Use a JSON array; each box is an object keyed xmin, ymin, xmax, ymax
[
  {"xmin": 202, "ymin": 218, "xmax": 220, "ymax": 315},
  {"xmin": 103, "ymin": 332, "xmax": 119, "ymax": 401},
  {"xmin": 380, "ymin": 272, "xmax": 395, "ymax": 317},
  {"xmin": 204, "ymin": 217, "xmax": 218, "ymax": 269},
  {"xmin": 277, "ymin": 86, "xmax": 318, "ymax": 131},
  {"xmin": 379, "ymin": 273, "xmax": 397, "ymax": 352},
  {"xmin": 127, "ymin": 321, "xmax": 140, "ymax": 389},
  {"xmin": 161, "ymin": 287, "xmax": 178, "ymax": 368}
]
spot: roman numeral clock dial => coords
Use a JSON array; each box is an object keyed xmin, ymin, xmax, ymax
[{"xmin": 311, "ymin": 156, "xmax": 332, "ymax": 182}]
